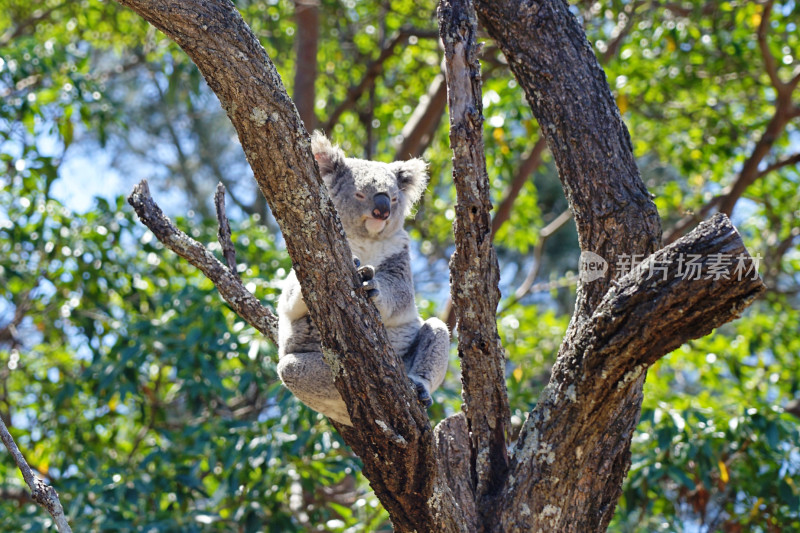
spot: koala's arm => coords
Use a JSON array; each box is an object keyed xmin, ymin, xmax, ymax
[
  {"xmin": 364, "ymin": 248, "xmax": 417, "ymax": 325},
  {"xmin": 277, "ymin": 269, "xmax": 308, "ymax": 321}
]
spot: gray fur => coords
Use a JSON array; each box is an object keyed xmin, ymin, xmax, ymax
[{"xmin": 276, "ymin": 132, "xmax": 449, "ymax": 426}]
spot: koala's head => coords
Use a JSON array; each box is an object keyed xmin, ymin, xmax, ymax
[{"xmin": 311, "ymin": 131, "xmax": 428, "ymax": 240}]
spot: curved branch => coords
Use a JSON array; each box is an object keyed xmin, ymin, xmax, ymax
[{"xmin": 498, "ymin": 213, "xmax": 765, "ymax": 531}]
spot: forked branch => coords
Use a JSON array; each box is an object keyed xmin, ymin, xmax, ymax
[
  {"xmin": 498, "ymin": 213, "xmax": 765, "ymax": 531},
  {"xmin": 116, "ymin": 1, "xmax": 462, "ymax": 530},
  {"xmin": 128, "ymin": 180, "xmax": 277, "ymax": 342}
]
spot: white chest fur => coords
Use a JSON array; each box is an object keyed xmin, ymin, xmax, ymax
[{"xmin": 348, "ymin": 229, "xmax": 409, "ymax": 266}]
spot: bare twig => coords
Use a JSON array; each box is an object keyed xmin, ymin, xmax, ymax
[
  {"xmin": 756, "ymin": 152, "xmax": 800, "ymax": 178},
  {"xmin": 128, "ymin": 180, "xmax": 277, "ymax": 343},
  {"xmin": 0, "ymin": 416, "xmax": 72, "ymax": 532},
  {"xmin": 214, "ymin": 182, "xmax": 240, "ymax": 279},
  {"xmin": 664, "ymin": 0, "xmax": 797, "ymax": 243},
  {"xmin": 0, "ymin": 288, "xmax": 34, "ymax": 345}
]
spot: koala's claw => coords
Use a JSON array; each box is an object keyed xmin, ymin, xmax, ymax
[
  {"xmin": 358, "ymin": 265, "xmax": 375, "ymax": 281},
  {"xmin": 353, "ymin": 257, "xmax": 361, "ymax": 268},
  {"xmin": 410, "ymin": 377, "xmax": 433, "ymax": 409},
  {"xmin": 356, "ymin": 264, "xmax": 379, "ymax": 299}
]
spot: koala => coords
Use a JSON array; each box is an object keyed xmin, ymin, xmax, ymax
[{"xmin": 276, "ymin": 131, "xmax": 450, "ymax": 426}]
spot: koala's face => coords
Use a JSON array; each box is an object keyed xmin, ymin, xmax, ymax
[{"xmin": 311, "ymin": 132, "xmax": 428, "ymax": 240}]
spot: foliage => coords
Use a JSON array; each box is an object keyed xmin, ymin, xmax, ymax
[{"xmin": 1, "ymin": 0, "xmax": 798, "ymax": 531}]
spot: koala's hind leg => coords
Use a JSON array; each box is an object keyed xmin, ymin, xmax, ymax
[
  {"xmin": 277, "ymin": 352, "xmax": 352, "ymax": 426},
  {"xmin": 404, "ymin": 318, "xmax": 450, "ymax": 408}
]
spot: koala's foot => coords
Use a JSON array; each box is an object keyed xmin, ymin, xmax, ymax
[
  {"xmin": 277, "ymin": 351, "xmax": 352, "ymax": 426},
  {"xmin": 403, "ymin": 318, "xmax": 450, "ymax": 408},
  {"xmin": 353, "ymin": 256, "xmax": 379, "ymax": 299},
  {"xmin": 409, "ymin": 375, "xmax": 434, "ymax": 408}
]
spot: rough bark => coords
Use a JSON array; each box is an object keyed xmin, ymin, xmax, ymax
[
  {"xmin": 117, "ymin": 0, "xmax": 767, "ymax": 531},
  {"xmin": 439, "ymin": 0, "xmax": 510, "ymax": 522},
  {"xmin": 472, "ymin": 1, "xmax": 758, "ymax": 531},
  {"xmin": 128, "ymin": 180, "xmax": 278, "ymax": 343},
  {"xmin": 434, "ymin": 413, "xmax": 478, "ymax": 529},
  {"xmin": 496, "ymin": 214, "xmax": 765, "ymax": 531},
  {"xmin": 115, "ymin": 1, "xmax": 463, "ymax": 530}
]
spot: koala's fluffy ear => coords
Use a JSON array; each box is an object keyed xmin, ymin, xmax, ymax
[
  {"xmin": 392, "ymin": 158, "xmax": 429, "ymax": 206},
  {"xmin": 310, "ymin": 131, "xmax": 345, "ymax": 178}
]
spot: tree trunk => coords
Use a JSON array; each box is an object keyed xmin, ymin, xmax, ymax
[{"xmin": 119, "ymin": 0, "xmax": 765, "ymax": 531}]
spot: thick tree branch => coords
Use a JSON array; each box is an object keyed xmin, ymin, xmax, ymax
[
  {"xmin": 439, "ymin": 0, "xmax": 510, "ymax": 521},
  {"xmin": 434, "ymin": 414, "xmax": 478, "ymax": 528},
  {"xmin": 498, "ymin": 214, "xmax": 765, "ymax": 531},
  {"xmin": 0, "ymin": 416, "xmax": 72, "ymax": 532},
  {"xmin": 115, "ymin": 2, "xmax": 462, "ymax": 530},
  {"xmin": 128, "ymin": 180, "xmax": 277, "ymax": 342},
  {"xmin": 475, "ymin": 0, "xmax": 661, "ymax": 321},
  {"xmin": 470, "ymin": 1, "xmax": 762, "ymax": 530}
]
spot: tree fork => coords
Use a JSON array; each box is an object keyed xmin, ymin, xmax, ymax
[
  {"xmin": 117, "ymin": 0, "xmax": 766, "ymax": 530},
  {"xmin": 114, "ymin": 0, "xmax": 465, "ymax": 530}
]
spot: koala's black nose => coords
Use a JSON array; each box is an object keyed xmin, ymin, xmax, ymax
[{"xmin": 372, "ymin": 193, "xmax": 391, "ymax": 220}]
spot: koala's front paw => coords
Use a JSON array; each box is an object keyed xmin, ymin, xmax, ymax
[
  {"xmin": 409, "ymin": 376, "xmax": 433, "ymax": 409},
  {"xmin": 353, "ymin": 257, "xmax": 379, "ymax": 299}
]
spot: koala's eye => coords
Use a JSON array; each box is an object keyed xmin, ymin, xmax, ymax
[
  {"xmin": 355, "ymin": 192, "xmax": 366, "ymax": 200},
  {"xmin": 391, "ymin": 196, "xmax": 398, "ymax": 203}
]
